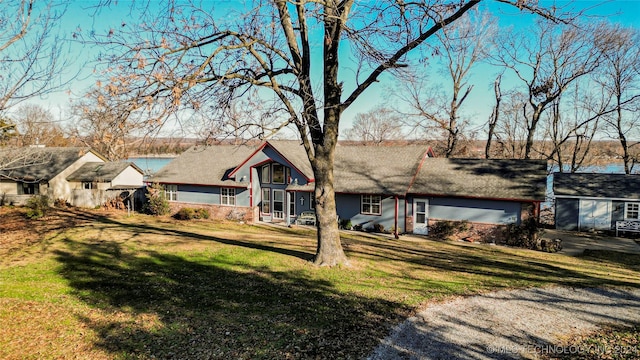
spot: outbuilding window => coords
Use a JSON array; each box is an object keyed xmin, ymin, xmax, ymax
[
  {"xmin": 624, "ymin": 202, "xmax": 640, "ymax": 220},
  {"xmin": 361, "ymin": 195, "xmax": 382, "ymax": 215}
]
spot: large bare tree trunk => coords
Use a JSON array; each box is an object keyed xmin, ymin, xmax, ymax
[
  {"xmin": 311, "ymin": 145, "xmax": 347, "ymax": 266},
  {"xmin": 310, "ymin": 1, "xmax": 349, "ymax": 266}
]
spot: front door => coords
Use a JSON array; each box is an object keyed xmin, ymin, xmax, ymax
[
  {"xmin": 414, "ymin": 199, "xmax": 429, "ymax": 235},
  {"xmin": 579, "ymin": 199, "xmax": 611, "ymax": 231}
]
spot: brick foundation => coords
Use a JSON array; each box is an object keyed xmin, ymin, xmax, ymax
[
  {"xmin": 168, "ymin": 202, "xmax": 255, "ymax": 223},
  {"xmin": 427, "ymin": 219, "xmax": 508, "ymax": 243}
]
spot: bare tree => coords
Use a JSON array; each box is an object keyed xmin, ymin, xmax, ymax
[
  {"xmin": 92, "ymin": 0, "xmax": 578, "ymax": 266},
  {"xmin": 182, "ymin": 97, "xmax": 285, "ymax": 145},
  {"xmin": 542, "ymin": 86, "xmax": 603, "ymax": 173},
  {"xmin": 344, "ymin": 108, "xmax": 404, "ymax": 144},
  {"xmin": 69, "ymin": 87, "xmax": 150, "ymax": 161},
  {"xmin": 597, "ymin": 25, "xmax": 640, "ymax": 174},
  {"xmin": 13, "ymin": 104, "xmax": 69, "ymax": 146},
  {"xmin": 490, "ymin": 20, "xmax": 607, "ymax": 159},
  {"xmin": 489, "ymin": 90, "xmax": 530, "ymax": 159},
  {"xmin": 398, "ymin": 10, "xmax": 494, "ymax": 157},
  {"xmin": 485, "ymin": 74, "xmax": 502, "ymax": 158},
  {"xmin": 0, "ymin": 0, "xmax": 72, "ymax": 114}
]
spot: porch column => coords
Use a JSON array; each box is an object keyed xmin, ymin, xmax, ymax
[
  {"xmin": 285, "ymin": 191, "xmax": 291, "ymax": 226},
  {"xmin": 394, "ymin": 196, "xmax": 399, "ymax": 239}
]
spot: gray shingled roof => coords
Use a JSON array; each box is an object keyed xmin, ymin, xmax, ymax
[
  {"xmin": 267, "ymin": 140, "xmax": 314, "ymax": 179},
  {"xmin": 0, "ymin": 147, "xmax": 96, "ymax": 181},
  {"xmin": 151, "ymin": 143, "xmax": 548, "ymax": 200},
  {"xmin": 334, "ymin": 144, "xmax": 428, "ymax": 194},
  {"xmin": 66, "ymin": 162, "xmax": 140, "ymax": 182},
  {"xmin": 409, "ymin": 158, "xmax": 548, "ymax": 201},
  {"xmin": 151, "ymin": 141, "xmax": 432, "ymax": 195},
  {"xmin": 554, "ymin": 172, "xmax": 640, "ymax": 199},
  {"xmin": 150, "ymin": 144, "xmax": 256, "ymax": 186}
]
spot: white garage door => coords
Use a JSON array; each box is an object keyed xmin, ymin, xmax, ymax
[{"xmin": 579, "ymin": 199, "xmax": 611, "ymax": 231}]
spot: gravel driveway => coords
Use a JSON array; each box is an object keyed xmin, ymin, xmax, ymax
[{"xmin": 368, "ymin": 287, "xmax": 640, "ymax": 360}]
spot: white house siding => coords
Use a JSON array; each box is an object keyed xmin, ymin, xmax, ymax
[
  {"xmin": 0, "ymin": 181, "xmax": 16, "ymax": 195},
  {"xmin": 111, "ymin": 166, "xmax": 144, "ymax": 187},
  {"xmin": 48, "ymin": 152, "xmax": 105, "ymax": 203},
  {"xmin": 0, "ymin": 181, "xmax": 43, "ymax": 205},
  {"xmin": 71, "ymin": 189, "xmax": 111, "ymax": 208}
]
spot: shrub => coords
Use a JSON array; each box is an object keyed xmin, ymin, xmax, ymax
[
  {"xmin": 25, "ymin": 195, "xmax": 50, "ymax": 219},
  {"xmin": 372, "ymin": 223, "xmax": 385, "ymax": 233},
  {"xmin": 504, "ymin": 218, "xmax": 540, "ymax": 249},
  {"xmin": 173, "ymin": 208, "xmax": 195, "ymax": 220},
  {"xmin": 389, "ymin": 226, "xmax": 403, "ymax": 234},
  {"xmin": 196, "ymin": 208, "xmax": 210, "ymax": 219},
  {"xmin": 429, "ymin": 220, "xmax": 469, "ymax": 240},
  {"xmin": 173, "ymin": 207, "xmax": 210, "ymax": 220},
  {"xmin": 143, "ymin": 183, "xmax": 170, "ymax": 216},
  {"xmin": 339, "ymin": 218, "xmax": 352, "ymax": 230},
  {"xmin": 54, "ymin": 198, "xmax": 70, "ymax": 208}
]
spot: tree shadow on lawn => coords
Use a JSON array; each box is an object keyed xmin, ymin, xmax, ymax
[
  {"xmin": 579, "ymin": 249, "xmax": 640, "ymax": 272},
  {"xmin": 349, "ymin": 238, "xmax": 640, "ymax": 289},
  {"xmin": 53, "ymin": 239, "xmax": 410, "ymax": 359},
  {"xmin": 69, "ymin": 210, "xmax": 315, "ymax": 262}
]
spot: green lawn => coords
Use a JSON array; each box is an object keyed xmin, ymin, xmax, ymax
[{"xmin": 1, "ymin": 208, "xmax": 639, "ymax": 359}]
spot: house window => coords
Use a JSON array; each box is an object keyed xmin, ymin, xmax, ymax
[
  {"xmin": 82, "ymin": 182, "xmax": 94, "ymax": 190},
  {"xmin": 310, "ymin": 193, "xmax": 315, "ymax": 210},
  {"xmin": 221, "ymin": 187, "xmax": 236, "ymax": 206},
  {"xmin": 361, "ymin": 195, "xmax": 382, "ymax": 215},
  {"xmin": 20, "ymin": 182, "xmax": 38, "ymax": 195},
  {"xmin": 289, "ymin": 192, "xmax": 296, "ymax": 217},
  {"xmin": 624, "ymin": 202, "xmax": 640, "ymax": 220},
  {"xmin": 165, "ymin": 185, "xmax": 177, "ymax": 201},
  {"xmin": 273, "ymin": 189, "xmax": 285, "ymax": 219},
  {"xmin": 262, "ymin": 165, "xmax": 271, "ymax": 184},
  {"xmin": 272, "ymin": 163, "xmax": 285, "ymax": 184},
  {"xmin": 262, "ymin": 188, "xmax": 271, "ymax": 214}
]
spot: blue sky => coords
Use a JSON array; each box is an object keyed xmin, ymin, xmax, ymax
[
  {"xmin": 25, "ymin": 0, "xmax": 640, "ymax": 139},
  {"xmin": 338, "ymin": 0, "xmax": 640, "ymax": 139}
]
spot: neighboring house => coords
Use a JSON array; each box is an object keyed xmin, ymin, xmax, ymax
[
  {"xmin": 151, "ymin": 140, "xmax": 548, "ymax": 237},
  {"xmin": 0, "ymin": 147, "xmax": 144, "ymax": 208},
  {"xmin": 66, "ymin": 161, "xmax": 145, "ymax": 209},
  {"xmin": 554, "ymin": 173, "xmax": 640, "ymax": 231}
]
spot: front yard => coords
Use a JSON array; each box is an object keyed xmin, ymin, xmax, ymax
[{"xmin": 1, "ymin": 207, "xmax": 639, "ymax": 359}]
